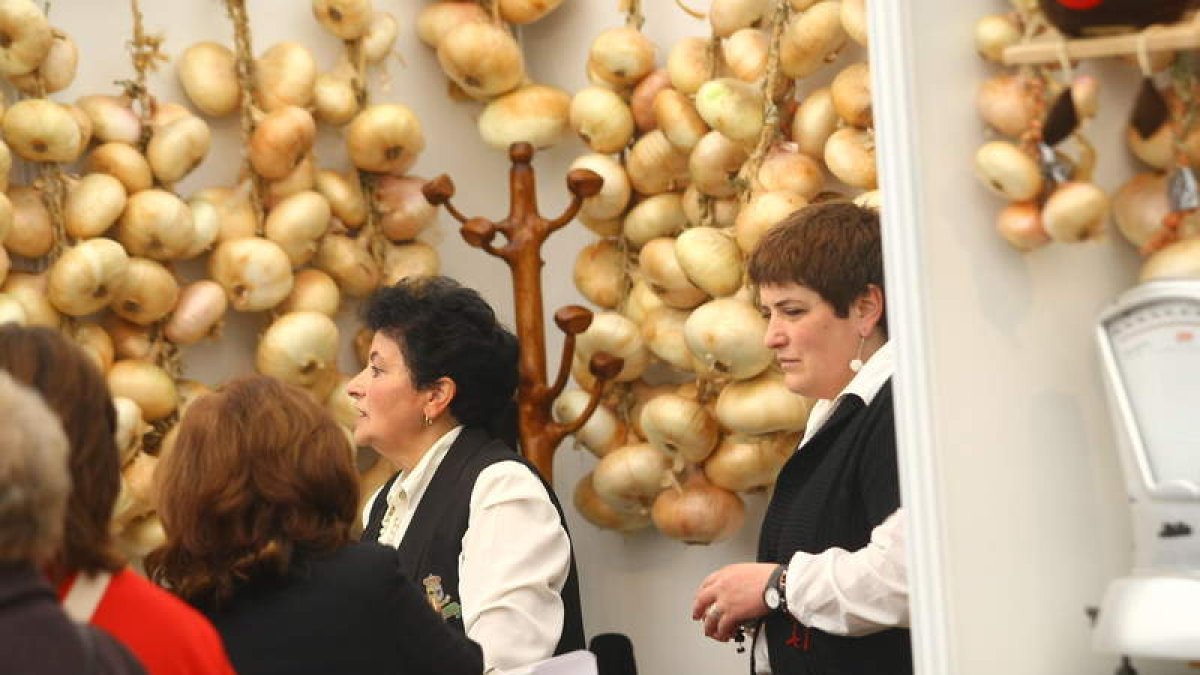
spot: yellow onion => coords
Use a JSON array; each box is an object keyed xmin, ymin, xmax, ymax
[
  {"xmin": 415, "ymin": 2, "xmax": 489, "ymax": 48},
  {"xmin": 622, "ymin": 277, "xmax": 666, "ymax": 326},
  {"xmin": 974, "ymin": 13, "xmax": 1021, "ymax": 63},
  {"xmin": 830, "ymin": 62, "xmax": 872, "ymax": 128},
  {"xmin": 675, "ymin": 226, "xmax": 743, "ymax": 297},
  {"xmin": 705, "ymin": 432, "xmax": 798, "ymax": 492},
  {"xmin": 854, "ymin": 190, "xmax": 881, "ymax": 210},
  {"xmin": 313, "ymin": 69, "xmax": 359, "ymax": 127},
  {"xmin": 574, "ymin": 472, "xmax": 652, "ymax": 531},
  {"xmin": 264, "ymin": 155, "xmax": 316, "ymax": 209},
  {"xmin": 264, "ymin": 190, "xmax": 331, "ymax": 268},
  {"xmin": 312, "ymin": 0, "xmax": 372, "ymax": 39},
  {"xmin": 147, "ymin": 115, "xmax": 211, "ymax": 185},
  {"xmin": 5, "ymin": 186, "xmax": 52, "ymax": 258},
  {"xmin": 110, "ymin": 258, "xmax": 180, "ymax": 326},
  {"xmin": 575, "ymin": 311, "xmax": 650, "ymax": 382},
  {"xmin": 593, "ymin": 442, "xmax": 671, "ymax": 511},
  {"xmin": 641, "ymin": 393, "xmax": 720, "ymax": 465},
  {"xmin": 689, "ymin": 131, "xmax": 749, "ymax": 199},
  {"xmin": 711, "ymin": 0, "xmax": 768, "ymax": 37},
  {"xmin": 1127, "ymin": 123, "xmax": 1172, "ymax": 170},
  {"xmin": 781, "ymin": 1, "xmax": 847, "ymax": 79},
  {"xmin": 68, "ymin": 322, "xmax": 114, "ymax": 374},
  {"xmin": 478, "ymin": 84, "xmax": 572, "ymax": 150},
  {"xmin": 2, "ymin": 272, "xmax": 56, "ymax": 327},
  {"xmin": 64, "ymin": 173, "xmax": 126, "ymax": 240},
  {"xmin": 111, "ymin": 397, "xmax": 146, "ymax": 466},
  {"xmin": 363, "ymin": 12, "xmax": 399, "ymax": 63},
  {"xmin": 75, "ymin": 95, "xmax": 140, "ymax": 146},
  {"xmin": 382, "ymin": 240, "xmax": 439, "ymax": 285},
  {"xmin": 639, "ymin": 236, "xmax": 708, "ymax": 309},
  {"xmin": 325, "ymin": 376, "xmax": 359, "ymax": 429},
  {"xmin": 588, "ymin": 27, "xmax": 656, "ymax": 90},
  {"xmin": 176, "ymin": 42, "xmax": 240, "ymax": 116},
  {"xmin": 104, "ymin": 315, "xmax": 152, "ymax": 361},
  {"xmin": 373, "ymin": 175, "xmax": 433, "ymax": 241},
  {"xmin": 722, "ymin": 28, "xmax": 769, "ymax": 82},
  {"xmin": 1113, "ymin": 172, "xmax": 1170, "ymax": 249},
  {"xmin": 314, "ymin": 233, "xmax": 380, "ymax": 297},
  {"xmin": 976, "ymin": 74, "xmax": 1036, "ymax": 139},
  {"xmin": 652, "ymin": 470, "xmax": 745, "ymax": 544},
  {"xmin": 756, "ymin": 143, "xmax": 823, "ymax": 200},
  {"xmin": 315, "ymin": 169, "xmax": 367, "ymax": 229},
  {"xmin": 626, "ymin": 130, "xmax": 691, "ymax": 196},
  {"xmin": 0, "ymin": 140, "xmax": 11, "ymax": 192},
  {"xmin": 11, "ymin": 30, "xmax": 76, "ymax": 94},
  {"xmin": 346, "ymin": 103, "xmax": 424, "ymax": 174},
  {"xmin": 192, "ymin": 184, "xmax": 258, "ymax": 244},
  {"xmin": 3, "ymin": 98, "xmax": 82, "ymax": 163},
  {"xmin": 715, "ymin": 369, "xmax": 812, "ymax": 434},
  {"xmin": 641, "ymin": 304, "xmax": 696, "ymax": 372},
  {"xmin": 841, "ymin": 0, "xmax": 868, "ymax": 46},
  {"xmin": 624, "ymin": 192, "xmax": 686, "ymax": 248},
  {"xmin": 1072, "ymin": 75, "xmax": 1099, "ymax": 120},
  {"xmin": 570, "ymin": 86, "xmax": 635, "ymax": 154},
  {"xmin": 255, "ymin": 42, "xmax": 317, "ymax": 112},
  {"xmin": 683, "ymin": 185, "xmax": 740, "ymax": 228},
  {"xmin": 574, "ymin": 239, "xmax": 625, "ymax": 309},
  {"xmin": 0, "ymin": 0, "xmax": 51, "ymax": 77},
  {"xmin": 996, "ymin": 201, "xmax": 1050, "ymax": 252},
  {"xmin": 0, "ymin": 292, "xmax": 25, "ymax": 325},
  {"xmin": 47, "ymin": 238, "xmax": 129, "ymax": 317},
  {"xmin": 1041, "ymin": 181, "xmax": 1109, "ymax": 242},
  {"xmin": 572, "ymin": 154, "xmax": 631, "ymax": 221},
  {"xmin": 579, "ymin": 212, "xmax": 622, "ymax": 237},
  {"xmin": 791, "ymin": 87, "xmax": 838, "ymax": 159},
  {"xmin": 164, "ymin": 280, "xmax": 227, "ymax": 345},
  {"xmin": 249, "ymin": 106, "xmax": 316, "ymax": 180},
  {"xmin": 278, "ymin": 268, "xmax": 340, "ymax": 317},
  {"xmin": 88, "ymin": 142, "xmax": 153, "ymax": 194},
  {"xmin": 209, "ymin": 237, "xmax": 294, "ymax": 312},
  {"xmin": 107, "ymin": 359, "xmax": 177, "ymax": 422},
  {"xmin": 685, "ymin": 297, "xmax": 773, "ymax": 379},
  {"xmin": 825, "ymin": 127, "xmax": 878, "ymax": 190},
  {"xmin": 552, "ymin": 389, "xmax": 625, "ymax": 458},
  {"xmin": 654, "ymin": 88, "xmax": 709, "ymax": 151},
  {"xmin": 667, "ymin": 36, "xmax": 716, "ymax": 96},
  {"xmin": 629, "ymin": 68, "xmax": 672, "ymax": 133},
  {"xmin": 695, "ymin": 78, "xmax": 764, "ymax": 145},
  {"xmin": 0, "ymin": 248, "xmax": 7, "ymax": 287},
  {"xmin": 1140, "ymin": 236, "xmax": 1200, "ymax": 281},
  {"xmin": 500, "ymin": 0, "xmax": 564, "ymax": 24},
  {"xmin": 438, "ymin": 22, "xmax": 525, "ymax": 100},
  {"xmin": 113, "ymin": 451, "xmax": 159, "ymax": 528},
  {"xmin": 257, "ymin": 311, "xmax": 340, "ymax": 399},
  {"xmin": 118, "ymin": 189, "xmax": 195, "ymax": 261}
]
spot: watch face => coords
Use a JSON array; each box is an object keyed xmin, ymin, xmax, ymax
[{"xmin": 764, "ymin": 586, "xmax": 780, "ymax": 610}]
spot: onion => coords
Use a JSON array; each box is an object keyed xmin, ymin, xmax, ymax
[
  {"xmin": 579, "ymin": 212, "xmax": 622, "ymax": 237},
  {"xmin": 362, "ymin": 11, "xmax": 399, "ymax": 63},
  {"xmin": 177, "ymin": 42, "xmax": 240, "ymax": 116},
  {"xmin": 0, "ymin": 292, "xmax": 26, "ymax": 325},
  {"xmin": 572, "ymin": 154, "xmax": 631, "ymax": 221},
  {"xmin": 0, "ymin": 0, "xmax": 51, "ymax": 77},
  {"xmin": 313, "ymin": 68, "xmax": 360, "ymax": 127},
  {"xmin": 75, "ymin": 95, "xmax": 140, "ymax": 145},
  {"xmin": 825, "ymin": 127, "xmax": 878, "ymax": 190},
  {"xmin": 575, "ymin": 472, "xmax": 652, "ymax": 531},
  {"xmin": 974, "ymin": 13, "xmax": 1021, "ymax": 63},
  {"xmin": 263, "ymin": 154, "xmax": 317, "ymax": 210},
  {"xmin": 373, "ymin": 175, "xmax": 433, "ymax": 242},
  {"xmin": 575, "ymin": 311, "xmax": 650, "ymax": 382},
  {"xmin": 192, "ymin": 184, "xmax": 258, "ymax": 244},
  {"xmin": 88, "ymin": 142, "xmax": 153, "ymax": 194},
  {"xmin": 118, "ymin": 189, "xmax": 196, "ymax": 261},
  {"xmin": 438, "ymin": 22, "xmax": 524, "ymax": 100},
  {"xmin": 1140, "ymin": 236, "xmax": 1200, "ymax": 281},
  {"xmin": 1113, "ymin": 172, "xmax": 1170, "ymax": 249},
  {"xmin": 182, "ymin": 194, "xmax": 222, "ymax": 257},
  {"xmin": 574, "ymin": 239, "xmax": 626, "ymax": 309},
  {"xmin": 973, "ymin": 140, "xmax": 1041, "ymax": 201},
  {"xmin": 264, "ymin": 190, "xmax": 331, "ymax": 268},
  {"xmin": 626, "ymin": 130, "xmax": 691, "ymax": 196},
  {"xmin": 110, "ymin": 258, "xmax": 180, "ymax": 326},
  {"xmin": 312, "ymin": 0, "xmax": 372, "ymax": 39},
  {"xmin": 147, "ymin": 115, "xmax": 211, "ymax": 185},
  {"xmin": 2, "ymin": 272, "xmax": 57, "ymax": 327},
  {"xmin": 3, "ymin": 98, "xmax": 82, "ymax": 163},
  {"xmin": 976, "ymin": 74, "xmax": 1036, "ymax": 139},
  {"xmin": 382, "ymin": 240, "xmax": 439, "ymax": 285},
  {"xmin": 114, "ymin": 515, "xmax": 166, "ymax": 559},
  {"xmin": 257, "ymin": 311, "xmax": 340, "ymax": 399},
  {"xmin": 683, "ymin": 185, "xmax": 740, "ymax": 228},
  {"xmin": 552, "ymin": 389, "xmax": 626, "ymax": 458},
  {"xmin": 624, "ymin": 192, "xmax": 687, "ymax": 248},
  {"xmin": 113, "ymin": 452, "xmax": 158, "ymax": 528},
  {"xmin": 255, "ymin": 42, "xmax": 317, "ymax": 111},
  {"xmin": 314, "ymin": 233, "xmax": 380, "ymax": 297},
  {"xmin": 640, "ymin": 393, "xmax": 720, "ymax": 465},
  {"xmin": 111, "ymin": 397, "xmax": 146, "ymax": 467},
  {"xmin": 639, "ymin": 237, "xmax": 708, "ymax": 309},
  {"xmin": 689, "ymin": 131, "xmax": 749, "ymax": 199},
  {"xmin": 499, "ymin": 0, "xmax": 564, "ymax": 23},
  {"xmin": 710, "ymin": 0, "xmax": 767, "ymax": 37},
  {"xmin": 651, "ymin": 470, "xmax": 745, "ymax": 544},
  {"xmin": 177, "ymin": 380, "xmax": 212, "ymax": 418},
  {"xmin": 104, "ymin": 315, "xmax": 152, "ymax": 360},
  {"xmin": 588, "ymin": 27, "xmax": 656, "ymax": 89},
  {"xmin": 685, "ymin": 297, "xmax": 773, "ymax": 379},
  {"xmin": 830, "ymin": 62, "xmax": 872, "ymax": 128},
  {"xmin": 995, "ymin": 201, "xmax": 1050, "ymax": 252},
  {"xmin": 0, "ymin": 140, "xmax": 11, "ymax": 192},
  {"xmin": 675, "ymin": 226, "xmax": 743, "ymax": 298},
  {"xmin": 47, "ymin": 238, "xmax": 129, "ymax": 317},
  {"xmin": 209, "ymin": 237, "xmax": 295, "ymax": 312},
  {"xmin": 622, "ymin": 277, "xmax": 666, "ymax": 325},
  {"xmin": 641, "ymin": 305, "xmax": 697, "ymax": 372},
  {"xmin": 593, "ymin": 442, "xmax": 671, "ymax": 511},
  {"xmin": 1126, "ymin": 123, "xmax": 1172, "ymax": 170},
  {"xmin": 278, "ymin": 268, "xmax": 341, "ymax": 317},
  {"xmin": 695, "ymin": 78, "xmax": 764, "ymax": 145},
  {"xmin": 756, "ymin": 143, "xmax": 823, "ymax": 199},
  {"xmin": 1072, "ymin": 75, "xmax": 1099, "ymax": 119},
  {"xmin": 164, "ymin": 279, "xmax": 227, "ymax": 344},
  {"xmin": 250, "ymin": 106, "xmax": 316, "ymax": 180},
  {"xmin": 11, "ymin": 30, "xmax": 76, "ymax": 94},
  {"xmin": 667, "ymin": 37, "xmax": 716, "ymax": 96},
  {"xmin": 64, "ymin": 173, "xmax": 127, "ymax": 240},
  {"xmin": 570, "ymin": 87, "xmax": 635, "ymax": 154},
  {"xmin": 705, "ymin": 432, "xmax": 797, "ymax": 492},
  {"xmin": 791, "ymin": 87, "xmax": 838, "ymax": 159},
  {"xmin": 416, "ymin": 2, "xmax": 489, "ymax": 48},
  {"xmin": 315, "ymin": 169, "xmax": 367, "ymax": 229},
  {"xmin": 722, "ymin": 28, "xmax": 769, "ymax": 83},
  {"xmin": 1041, "ymin": 181, "xmax": 1109, "ymax": 242},
  {"xmin": 478, "ymin": 84, "xmax": 572, "ymax": 150},
  {"xmin": 346, "ymin": 103, "xmax": 424, "ymax": 174},
  {"xmin": 107, "ymin": 359, "xmax": 178, "ymax": 422},
  {"xmin": 325, "ymin": 375, "xmax": 359, "ymax": 429},
  {"xmin": 715, "ymin": 369, "xmax": 812, "ymax": 434},
  {"xmin": 841, "ymin": 0, "xmax": 868, "ymax": 46},
  {"xmin": 5, "ymin": 186, "xmax": 53, "ymax": 258},
  {"xmin": 781, "ymin": 1, "xmax": 847, "ymax": 79},
  {"xmin": 629, "ymin": 68, "xmax": 671, "ymax": 133}
]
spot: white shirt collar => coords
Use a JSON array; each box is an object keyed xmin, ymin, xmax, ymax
[
  {"xmin": 385, "ymin": 425, "xmax": 464, "ymax": 511},
  {"xmin": 801, "ymin": 341, "xmax": 894, "ymax": 446}
]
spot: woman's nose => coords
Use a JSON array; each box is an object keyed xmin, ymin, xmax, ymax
[
  {"xmin": 763, "ymin": 317, "xmax": 785, "ymax": 348},
  {"xmin": 346, "ymin": 371, "xmax": 365, "ymax": 400}
]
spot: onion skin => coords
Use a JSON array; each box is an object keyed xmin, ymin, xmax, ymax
[
  {"xmin": 651, "ymin": 471, "xmax": 745, "ymax": 545},
  {"xmin": 574, "ymin": 472, "xmax": 651, "ymax": 532}
]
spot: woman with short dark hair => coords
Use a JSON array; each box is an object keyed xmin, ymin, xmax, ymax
[
  {"xmin": 692, "ymin": 203, "xmax": 911, "ymax": 674},
  {"xmin": 350, "ymin": 275, "xmax": 585, "ymax": 672},
  {"xmin": 147, "ymin": 375, "xmax": 483, "ymax": 675}
]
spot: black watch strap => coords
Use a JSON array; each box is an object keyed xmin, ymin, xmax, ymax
[{"xmin": 765, "ymin": 563, "xmax": 788, "ymax": 613}]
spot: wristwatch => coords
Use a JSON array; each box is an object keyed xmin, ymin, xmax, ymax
[{"xmin": 763, "ymin": 563, "xmax": 788, "ymax": 613}]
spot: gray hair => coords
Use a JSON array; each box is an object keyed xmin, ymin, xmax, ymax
[{"xmin": 0, "ymin": 371, "xmax": 71, "ymax": 563}]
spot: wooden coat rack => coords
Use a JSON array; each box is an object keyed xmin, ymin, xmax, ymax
[
  {"xmin": 423, "ymin": 142, "xmax": 623, "ymax": 485},
  {"xmin": 1003, "ymin": 12, "xmax": 1200, "ymax": 66}
]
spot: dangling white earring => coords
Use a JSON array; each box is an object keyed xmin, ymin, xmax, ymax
[
  {"xmin": 422, "ymin": 413, "xmax": 433, "ymax": 427},
  {"xmin": 849, "ymin": 336, "xmax": 866, "ymax": 373}
]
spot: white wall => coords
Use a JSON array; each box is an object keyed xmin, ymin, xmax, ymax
[{"xmin": 885, "ymin": 2, "xmax": 1193, "ymax": 674}]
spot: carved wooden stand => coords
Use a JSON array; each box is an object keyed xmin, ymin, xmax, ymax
[{"xmin": 423, "ymin": 143, "xmax": 623, "ymax": 485}]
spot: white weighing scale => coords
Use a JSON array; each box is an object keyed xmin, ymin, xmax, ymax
[{"xmin": 1093, "ymin": 279, "xmax": 1200, "ymax": 661}]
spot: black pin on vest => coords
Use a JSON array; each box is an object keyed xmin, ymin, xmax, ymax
[
  {"xmin": 363, "ymin": 427, "xmax": 585, "ymax": 656},
  {"xmin": 757, "ymin": 382, "xmax": 912, "ymax": 675}
]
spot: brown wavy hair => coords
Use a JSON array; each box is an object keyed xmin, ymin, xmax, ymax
[
  {"xmin": 0, "ymin": 326, "xmax": 124, "ymax": 577},
  {"xmin": 146, "ymin": 375, "xmax": 358, "ymax": 605}
]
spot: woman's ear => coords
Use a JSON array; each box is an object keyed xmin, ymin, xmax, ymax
[
  {"xmin": 426, "ymin": 376, "xmax": 457, "ymax": 419},
  {"xmin": 854, "ymin": 284, "xmax": 885, "ymax": 335}
]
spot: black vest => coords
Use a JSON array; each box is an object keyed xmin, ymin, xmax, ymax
[
  {"xmin": 757, "ymin": 382, "xmax": 912, "ymax": 675},
  {"xmin": 362, "ymin": 427, "xmax": 586, "ymax": 657}
]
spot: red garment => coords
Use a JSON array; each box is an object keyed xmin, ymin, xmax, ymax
[{"xmin": 58, "ymin": 568, "xmax": 236, "ymax": 675}]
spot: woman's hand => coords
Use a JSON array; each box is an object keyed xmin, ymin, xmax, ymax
[{"xmin": 692, "ymin": 562, "xmax": 776, "ymax": 642}]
